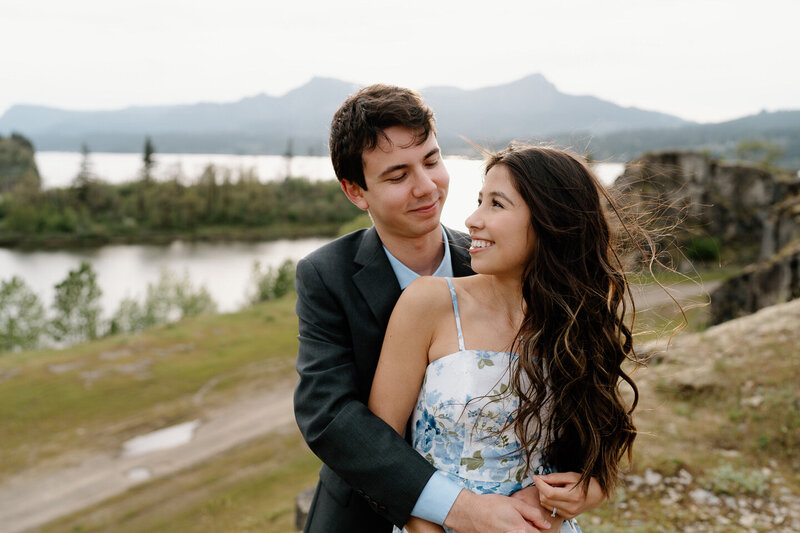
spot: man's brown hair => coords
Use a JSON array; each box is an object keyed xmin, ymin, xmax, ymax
[{"xmin": 329, "ymin": 84, "xmax": 436, "ymax": 189}]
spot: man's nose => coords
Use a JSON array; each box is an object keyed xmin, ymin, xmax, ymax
[{"xmin": 412, "ymin": 168, "xmax": 437, "ymax": 197}]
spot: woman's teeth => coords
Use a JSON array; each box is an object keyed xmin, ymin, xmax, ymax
[{"xmin": 470, "ymin": 239, "xmax": 493, "ymax": 249}]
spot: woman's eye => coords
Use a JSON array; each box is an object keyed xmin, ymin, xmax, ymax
[{"xmin": 492, "ymin": 200, "xmax": 504, "ymax": 208}]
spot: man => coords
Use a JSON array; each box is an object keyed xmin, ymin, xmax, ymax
[{"xmin": 294, "ymin": 85, "xmax": 551, "ymax": 532}]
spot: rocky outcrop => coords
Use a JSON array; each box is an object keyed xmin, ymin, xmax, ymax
[
  {"xmin": 710, "ymin": 242, "xmax": 800, "ymax": 324},
  {"xmin": 0, "ymin": 133, "xmax": 41, "ymax": 193},
  {"xmin": 614, "ymin": 151, "xmax": 799, "ymax": 264}
]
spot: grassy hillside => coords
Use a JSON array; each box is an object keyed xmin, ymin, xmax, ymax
[
  {"xmin": 0, "ymin": 295, "xmax": 301, "ymax": 479},
  {"xmin": 4, "ymin": 286, "xmax": 798, "ymax": 532}
]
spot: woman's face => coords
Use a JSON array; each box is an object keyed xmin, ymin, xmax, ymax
[{"xmin": 465, "ymin": 164, "xmax": 535, "ymax": 278}]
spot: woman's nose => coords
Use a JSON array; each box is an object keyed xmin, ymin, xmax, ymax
[{"xmin": 465, "ymin": 206, "xmax": 482, "ymax": 230}]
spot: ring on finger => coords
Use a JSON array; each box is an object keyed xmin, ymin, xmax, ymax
[{"xmin": 551, "ymin": 507, "xmax": 558, "ymax": 518}]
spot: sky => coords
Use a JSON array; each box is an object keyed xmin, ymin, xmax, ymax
[{"xmin": 1, "ymin": 0, "xmax": 798, "ymax": 124}]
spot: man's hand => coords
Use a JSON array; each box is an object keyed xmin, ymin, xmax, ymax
[
  {"xmin": 443, "ymin": 489, "xmax": 551, "ymax": 533},
  {"xmin": 510, "ymin": 486, "xmax": 564, "ymax": 532},
  {"xmin": 534, "ymin": 473, "xmax": 605, "ymax": 520},
  {"xmin": 404, "ymin": 517, "xmax": 445, "ymax": 533}
]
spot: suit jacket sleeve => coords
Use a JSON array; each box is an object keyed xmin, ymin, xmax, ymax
[{"xmin": 293, "ymin": 256, "xmax": 437, "ymax": 527}]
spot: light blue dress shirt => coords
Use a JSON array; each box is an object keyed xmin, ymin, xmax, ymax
[{"xmin": 381, "ymin": 225, "xmax": 463, "ymax": 525}]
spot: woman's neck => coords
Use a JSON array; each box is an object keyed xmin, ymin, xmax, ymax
[{"xmin": 482, "ymin": 273, "xmax": 526, "ymax": 328}]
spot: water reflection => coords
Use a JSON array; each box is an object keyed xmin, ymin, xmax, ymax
[{"xmin": 0, "ymin": 239, "xmax": 329, "ymax": 315}]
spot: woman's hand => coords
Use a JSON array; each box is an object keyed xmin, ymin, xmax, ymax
[
  {"xmin": 510, "ymin": 485, "xmax": 564, "ymax": 532},
  {"xmin": 533, "ymin": 473, "xmax": 605, "ymax": 520},
  {"xmin": 404, "ymin": 517, "xmax": 445, "ymax": 533}
]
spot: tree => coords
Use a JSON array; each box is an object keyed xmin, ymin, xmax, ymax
[
  {"xmin": 250, "ymin": 260, "xmax": 295, "ymax": 303},
  {"xmin": 50, "ymin": 262, "xmax": 102, "ymax": 343},
  {"xmin": 142, "ymin": 136, "xmax": 156, "ymax": 182},
  {"xmin": 73, "ymin": 143, "xmax": 93, "ymax": 203},
  {"xmin": 0, "ymin": 277, "xmax": 46, "ymax": 353},
  {"xmin": 284, "ymin": 138, "xmax": 294, "ymax": 178},
  {"xmin": 735, "ymin": 140, "xmax": 784, "ymax": 168}
]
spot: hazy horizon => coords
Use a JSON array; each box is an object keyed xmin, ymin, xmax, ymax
[{"xmin": 2, "ymin": 0, "xmax": 799, "ymax": 123}]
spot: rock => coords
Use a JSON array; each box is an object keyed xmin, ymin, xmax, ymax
[
  {"xmin": 644, "ymin": 469, "xmax": 663, "ymax": 486},
  {"xmin": 690, "ymin": 488, "xmax": 722, "ymax": 506},
  {"xmin": 739, "ymin": 512, "xmax": 757, "ymax": 527},
  {"xmin": 295, "ymin": 486, "xmax": 316, "ymax": 531},
  {"xmin": 710, "ymin": 242, "xmax": 800, "ymax": 324},
  {"xmin": 615, "ymin": 151, "xmax": 798, "ymax": 265}
]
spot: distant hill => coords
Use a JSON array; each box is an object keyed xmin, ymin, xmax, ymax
[
  {"xmin": 0, "ymin": 74, "xmax": 691, "ymax": 155},
  {"xmin": 423, "ymin": 74, "xmax": 690, "ymax": 148},
  {"xmin": 565, "ymin": 109, "xmax": 800, "ymax": 168}
]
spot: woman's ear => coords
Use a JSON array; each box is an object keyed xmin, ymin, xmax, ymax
[{"xmin": 340, "ymin": 179, "xmax": 369, "ymax": 211}]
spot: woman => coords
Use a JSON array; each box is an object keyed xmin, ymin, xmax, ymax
[{"xmin": 369, "ymin": 145, "xmax": 643, "ymax": 532}]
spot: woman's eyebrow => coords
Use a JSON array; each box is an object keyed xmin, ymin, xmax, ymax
[{"xmin": 487, "ymin": 191, "xmax": 516, "ymax": 205}]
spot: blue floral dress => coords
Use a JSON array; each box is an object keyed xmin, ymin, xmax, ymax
[{"xmin": 396, "ymin": 278, "xmax": 580, "ymax": 532}]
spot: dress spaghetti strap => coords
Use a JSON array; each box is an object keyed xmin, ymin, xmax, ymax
[{"xmin": 444, "ymin": 277, "xmax": 466, "ymax": 352}]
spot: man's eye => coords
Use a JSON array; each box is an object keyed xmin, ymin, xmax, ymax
[
  {"xmin": 388, "ymin": 174, "xmax": 406, "ymax": 182},
  {"xmin": 425, "ymin": 159, "xmax": 439, "ymax": 167}
]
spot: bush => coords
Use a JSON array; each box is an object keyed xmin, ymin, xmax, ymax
[
  {"xmin": 0, "ymin": 276, "xmax": 46, "ymax": 353},
  {"xmin": 686, "ymin": 237, "xmax": 721, "ymax": 262},
  {"xmin": 703, "ymin": 464, "xmax": 769, "ymax": 496},
  {"xmin": 109, "ymin": 269, "xmax": 216, "ymax": 335},
  {"xmin": 250, "ymin": 260, "xmax": 295, "ymax": 303},
  {"xmin": 50, "ymin": 262, "xmax": 102, "ymax": 344}
]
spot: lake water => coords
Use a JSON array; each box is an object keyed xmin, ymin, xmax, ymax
[{"xmin": 2, "ymin": 152, "xmax": 625, "ymax": 316}]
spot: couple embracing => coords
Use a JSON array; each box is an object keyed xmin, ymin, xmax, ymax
[{"xmin": 293, "ymin": 84, "xmax": 640, "ymax": 533}]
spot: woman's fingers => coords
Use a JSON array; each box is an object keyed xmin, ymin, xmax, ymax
[{"xmin": 534, "ymin": 474, "xmax": 606, "ymax": 518}]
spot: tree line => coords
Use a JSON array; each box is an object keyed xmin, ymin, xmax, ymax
[
  {"xmin": 0, "ymin": 259, "xmax": 296, "ymax": 354},
  {"xmin": 0, "ymin": 135, "xmax": 362, "ymax": 246}
]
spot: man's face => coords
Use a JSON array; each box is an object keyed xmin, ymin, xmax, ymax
[{"xmin": 343, "ymin": 126, "xmax": 449, "ymax": 241}]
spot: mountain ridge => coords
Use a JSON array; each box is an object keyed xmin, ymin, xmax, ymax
[{"xmin": 0, "ymin": 74, "xmax": 690, "ymax": 154}]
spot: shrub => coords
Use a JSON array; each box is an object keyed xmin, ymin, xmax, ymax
[
  {"xmin": 0, "ymin": 276, "xmax": 46, "ymax": 353},
  {"xmin": 250, "ymin": 260, "xmax": 295, "ymax": 303},
  {"xmin": 686, "ymin": 237, "xmax": 721, "ymax": 262}
]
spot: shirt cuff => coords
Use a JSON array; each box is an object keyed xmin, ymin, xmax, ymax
[{"xmin": 410, "ymin": 471, "xmax": 462, "ymax": 525}]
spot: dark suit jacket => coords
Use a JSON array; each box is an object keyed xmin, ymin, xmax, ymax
[{"xmin": 294, "ymin": 226, "xmax": 473, "ymax": 532}]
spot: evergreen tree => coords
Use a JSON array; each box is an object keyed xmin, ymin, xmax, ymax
[{"xmin": 142, "ymin": 136, "xmax": 156, "ymax": 182}]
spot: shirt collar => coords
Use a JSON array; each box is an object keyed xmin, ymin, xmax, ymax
[{"xmin": 382, "ymin": 225, "xmax": 453, "ymax": 289}]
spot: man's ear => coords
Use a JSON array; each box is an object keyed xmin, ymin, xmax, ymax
[{"xmin": 340, "ymin": 179, "xmax": 369, "ymax": 211}]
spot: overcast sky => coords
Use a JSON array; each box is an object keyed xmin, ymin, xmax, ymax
[{"xmin": 1, "ymin": 0, "xmax": 798, "ymax": 123}]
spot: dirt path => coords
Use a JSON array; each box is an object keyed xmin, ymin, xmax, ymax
[
  {"xmin": 629, "ymin": 280, "xmax": 721, "ymax": 310},
  {"xmin": 0, "ymin": 380, "xmax": 297, "ymax": 533}
]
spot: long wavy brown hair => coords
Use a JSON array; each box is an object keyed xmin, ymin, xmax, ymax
[{"xmin": 488, "ymin": 144, "xmax": 643, "ymax": 496}]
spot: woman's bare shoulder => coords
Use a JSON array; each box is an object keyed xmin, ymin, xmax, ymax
[{"xmin": 399, "ymin": 276, "xmax": 453, "ymax": 310}]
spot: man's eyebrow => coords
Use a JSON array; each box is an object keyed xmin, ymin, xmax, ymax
[
  {"xmin": 377, "ymin": 148, "xmax": 441, "ymax": 178},
  {"xmin": 425, "ymin": 147, "xmax": 440, "ymax": 159},
  {"xmin": 378, "ymin": 163, "xmax": 408, "ymax": 178}
]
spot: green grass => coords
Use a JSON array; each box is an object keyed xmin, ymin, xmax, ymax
[
  {"xmin": 0, "ymin": 295, "xmax": 300, "ymax": 478},
  {"xmin": 626, "ymin": 263, "xmax": 742, "ymax": 286}
]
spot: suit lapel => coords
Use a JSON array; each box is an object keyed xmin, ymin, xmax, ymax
[
  {"xmin": 352, "ymin": 226, "xmax": 473, "ymax": 328},
  {"xmin": 352, "ymin": 227, "xmax": 402, "ymax": 329}
]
